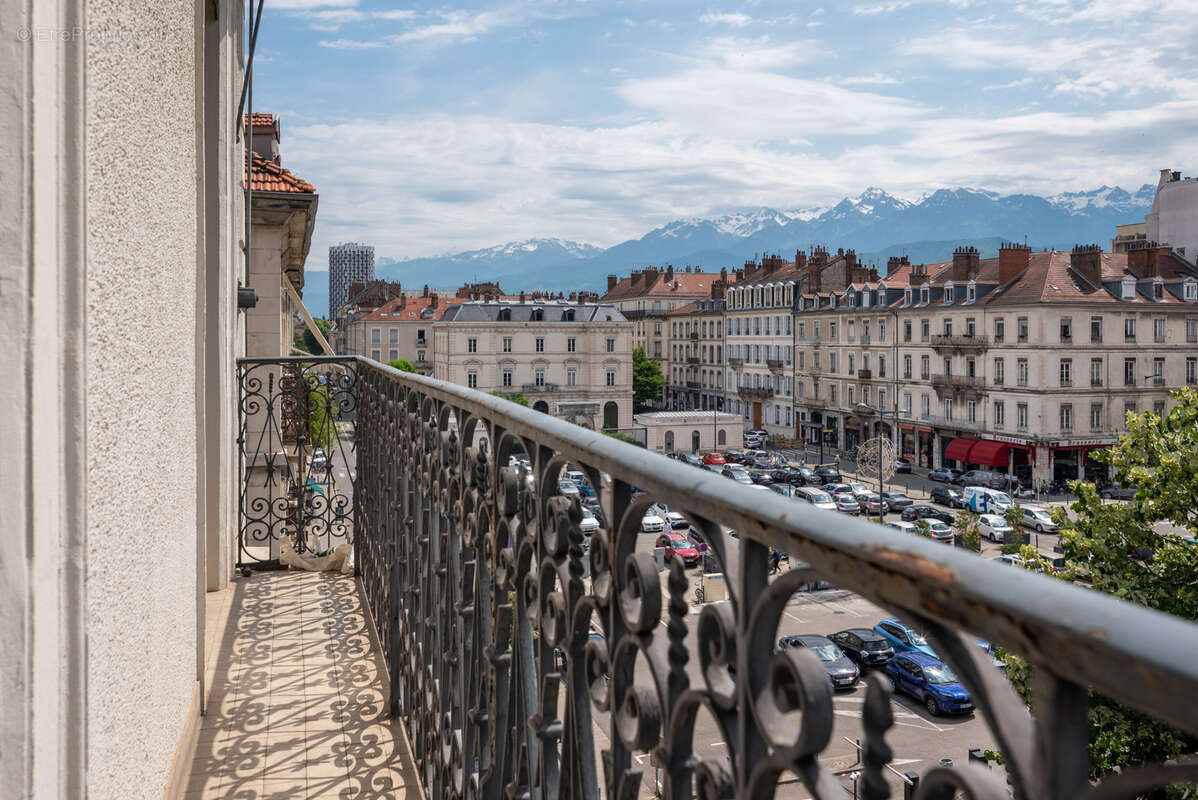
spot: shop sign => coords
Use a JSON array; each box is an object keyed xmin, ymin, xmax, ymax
[
  {"xmin": 1052, "ymin": 437, "xmax": 1117, "ymax": 448},
  {"xmin": 988, "ymin": 434, "xmax": 1031, "ymax": 446}
]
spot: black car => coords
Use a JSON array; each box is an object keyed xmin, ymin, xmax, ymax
[
  {"xmin": 814, "ymin": 464, "xmax": 841, "ymax": 483},
  {"xmin": 724, "ymin": 451, "xmax": 748, "ymax": 465},
  {"xmin": 827, "ymin": 628, "xmax": 896, "ymax": 668},
  {"xmin": 770, "ymin": 468, "xmax": 804, "ymax": 485},
  {"xmin": 748, "ymin": 470, "xmax": 774, "ymax": 486},
  {"xmin": 901, "ymin": 505, "xmax": 955, "ymax": 524},
  {"xmin": 777, "ymin": 634, "xmax": 859, "ymax": 689},
  {"xmin": 880, "ymin": 491, "xmax": 914, "ymax": 512},
  {"xmin": 1100, "ymin": 483, "xmax": 1138, "ymax": 501},
  {"xmin": 930, "ymin": 486, "xmax": 963, "ymax": 509},
  {"xmin": 681, "ymin": 453, "xmax": 704, "ymax": 468},
  {"xmin": 796, "ymin": 466, "xmax": 821, "ymax": 485},
  {"xmin": 769, "ymin": 483, "xmax": 797, "ymax": 498},
  {"xmin": 927, "ymin": 467, "xmax": 961, "ymax": 483}
]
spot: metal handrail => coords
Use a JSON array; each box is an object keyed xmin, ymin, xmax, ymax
[{"xmin": 243, "ymin": 355, "xmax": 1198, "ymax": 800}]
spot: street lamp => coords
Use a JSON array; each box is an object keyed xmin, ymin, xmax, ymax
[{"xmin": 857, "ymin": 402, "xmax": 900, "ymax": 524}]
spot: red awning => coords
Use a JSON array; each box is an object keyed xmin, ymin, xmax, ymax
[
  {"xmin": 969, "ymin": 440, "xmax": 1010, "ymax": 468},
  {"xmin": 944, "ymin": 438, "xmax": 977, "ymax": 462}
]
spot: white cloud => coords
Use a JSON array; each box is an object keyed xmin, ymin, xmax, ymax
[
  {"xmin": 374, "ymin": 9, "xmax": 417, "ymax": 21},
  {"xmin": 852, "ymin": 2, "xmax": 912, "ymax": 15},
  {"xmin": 839, "ymin": 72, "xmax": 901, "ymax": 85},
  {"xmin": 699, "ymin": 11, "xmax": 754, "ymax": 27},
  {"xmin": 270, "ymin": 0, "xmax": 357, "ymax": 8},
  {"xmin": 319, "ymin": 38, "xmax": 385, "ymax": 49},
  {"xmin": 698, "ymin": 36, "xmax": 817, "ymax": 69},
  {"xmin": 391, "ymin": 7, "xmax": 520, "ymax": 43}
]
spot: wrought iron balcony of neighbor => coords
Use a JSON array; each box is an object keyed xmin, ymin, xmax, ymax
[
  {"xmin": 236, "ymin": 355, "xmax": 1198, "ymax": 800},
  {"xmin": 737, "ymin": 385, "xmax": 776, "ymax": 400},
  {"xmin": 931, "ymin": 334, "xmax": 989, "ymax": 352},
  {"xmin": 727, "ymin": 356, "xmax": 745, "ymax": 367},
  {"xmin": 522, "ymin": 382, "xmax": 560, "ymax": 393},
  {"xmin": 766, "ymin": 358, "xmax": 785, "ymax": 371}
]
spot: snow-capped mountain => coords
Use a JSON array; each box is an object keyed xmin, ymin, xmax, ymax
[{"xmin": 344, "ymin": 184, "xmax": 1156, "ymax": 295}]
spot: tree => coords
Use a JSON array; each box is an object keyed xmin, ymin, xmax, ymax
[
  {"xmin": 306, "ymin": 383, "xmax": 339, "ymax": 449},
  {"xmin": 1000, "ymin": 389, "xmax": 1198, "ymax": 793},
  {"xmin": 1001, "ymin": 502, "xmax": 1026, "ymax": 554},
  {"xmin": 604, "ymin": 429, "xmax": 646, "ymax": 448},
  {"xmin": 913, "ymin": 518, "xmax": 933, "ymax": 539},
  {"xmin": 955, "ymin": 508, "xmax": 981, "ymax": 552},
  {"xmin": 299, "ymin": 317, "xmax": 332, "ymax": 355},
  {"xmin": 490, "ymin": 390, "xmax": 529, "ymax": 407},
  {"xmin": 632, "ymin": 346, "xmax": 664, "ymax": 411},
  {"xmin": 387, "ymin": 358, "xmax": 416, "ymax": 373}
]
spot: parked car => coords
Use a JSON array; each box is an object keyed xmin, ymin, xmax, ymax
[
  {"xmin": 682, "ymin": 453, "xmax": 704, "ymax": 468},
  {"xmin": 927, "ymin": 467, "xmax": 961, "ymax": 483},
  {"xmin": 557, "ymin": 479, "xmax": 581, "ymax": 497},
  {"xmin": 723, "ymin": 451, "xmax": 747, "ymax": 465},
  {"xmin": 796, "ymin": 466, "xmax": 821, "ymax": 485},
  {"xmin": 829, "ymin": 493, "xmax": 861, "ymax": 514},
  {"xmin": 815, "ymin": 464, "xmax": 842, "ymax": 483},
  {"xmin": 584, "ymin": 498, "xmax": 604, "ymax": 527},
  {"xmin": 796, "ymin": 488, "xmax": 839, "ymax": 511},
  {"xmin": 827, "ymin": 628, "xmax": 896, "ymax": 668},
  {"xmin": 978, "ymin": 514, "xmax": 1014, "ymax": 543},
  {"xmin": 930, "ymin": 486, "xmax": 964, "ymax": 509},
  {"xmin": 958, "ymin": 470, "xmax": 1009, "ymax": 489},
  {"xmin": 1021, "ymin": 506, "xmax": 1058, "ymax": 533},
  {"xmin": 656, "ymin": 532, "xmax": 701, "ymax": 566},
  {"xmin": 1100, "ymin": 483, "xmax": 1138, "ymax": 501},
  {"xmin": 743, "ymin": 434, "xmax": 764, "ymax": 448},
  {"xmin": 893, "ymin": 457, "xmax": 913, "ymax": 474},
  {"xmin": 747, "ymin": 429, "xmax": 769, "ymax": 442},
  {"xmin": 902, "ymin": 505, "xmax": 954, "ymax": 524},
  {"xmin": 770, "ymin": 468, "xmax": 804, "ymax": 485},
  {"xmin": 722, "ymin": 467, "xmax": 754, "ymax": 485},
  {"xmin": 310, "ymin": 449, "xmax": 330, "ymax": 473},
  {"xmin": 847, "ymin": 481, "xmax": 870, "ymax": 494},
  {"xmin": 992, "ymin": 553, "xmax": 1061, "ymax": 572},
  {"xmin": 853, "ymin": 491, "xmax": 884, "ymax": 515},
  {"xmin": 925, "ymin": 520, "xmax": 953, "ymax": 542},
  {"xmin": 579, "ymin": 507, "xmax": 600, "ymax": 534},
  {"xmin": 770, "ymin": 483, "xmax": 797, "ymax": 498},
  {"xmin": 886, "ymin": 520, "xmax": 916, "ymax": 535},
  {"xmin": 704, "ymin": 464, "xmax": 723, "ymax": 474},
  {"xmin": 665, "ymin": 511, "xmax": 689, "ymax": 531},
  {"xmin": 641, "ymin": 511, "xmax": 666, "ymax": 533},
  {"xmin": 701, "ymin": 452, "xmax": 726, "ymax": 466},
  {"xmin": 880, "ymin": 491, "xmax": 914, "ymax": 512},
  {"xmin": 963, "ymin": 486, "xmax": 1013, "ymax": 514},
  {"xmin": 776, "ymin": 634, "xmax": 859, "ymax": 690},
  {"xmin": 748, "ymin": 470, "xmax": 774, "ymax": 486},
  {"xmin": 874, "ymin": 618, "xmax": 937, "ymax": 658},
  {"xmin": 822, "ymin": 483, "xmax": 854, "ymax": 496},
  {"xmin": 885, "ymin": 653, "xmax": 974, "ymax": 716}
]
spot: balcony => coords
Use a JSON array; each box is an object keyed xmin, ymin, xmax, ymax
[
  {"xmin": 932, "ymin": 373, "xmax": 985, "ymax": 398},
  {"xmin": 226, "ymin": 355, "xmax": 1198, "ymax": 800},
  {"xmin": 688, "ymin": 331, "xmax": 699, "ymax": 340},
  {"xmin": 737, "ymin": 385, "xmax": 776, "ymax": 399},
  {"xmin": 766, "ymin": 358, "xmax": 785, "ymax": 371},
  {"xmin": 860, "ymin": 333, "xmax": 871, "ymax": 345},
  {"xmin": 1150, "ymin": 375, "xmax": 1167, "ymax": 387},
  {"xmin": 856, "ymin": 368, "xmax": 873, "ymax": 380},
  {"xmin": 686, "ymin": 356, "xmax": 700, "ymax": 365},
  {"xmin": 727, "ymin": 356, "xmax": 745, "ymax": 367},
  {"xmin": 686, "ymin": 380, "xmax": 701, "ymax": 389},
  {"xmin": 521, "ymin": 382, "xmax": 560, "ymax": 393},
  {"xmin": 1091, "ymin": 377, "xmax": 1103, "ymax": 387},
  {"xmin": 931, "ymin": 334, "xmax": 989, "ymax": 352}
]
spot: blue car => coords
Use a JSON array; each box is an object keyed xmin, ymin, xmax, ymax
[
  {"xmin": 874, "ymin": 618, "xmax": 937, "ymax": 658},
  {"xmin": 885, "ymin": 652, "xmax": 974, "ymax": 716}
]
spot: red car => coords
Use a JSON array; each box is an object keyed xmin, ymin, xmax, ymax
[
  {"xmin": 656, "ymin": 532, "xmax": 701, "ymax": 566},
  {"xmin": 701, "ymin": 452, "xmax": 726, "ymax": 465}
]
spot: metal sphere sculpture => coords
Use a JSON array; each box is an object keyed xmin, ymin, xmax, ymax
[{"xmin": 856, "ymin": 436, "xmax": 897, "ymax": 481}]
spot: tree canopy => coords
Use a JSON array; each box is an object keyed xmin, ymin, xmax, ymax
[
  {"xmin": 299, "ymin": 317, "xmax": 332, "ymax": 355},
  {"xmin": 490, "ymin": 391, "xmax": 529, "ymax": 407},
  {"xmin": 387, "ymin": 358, "xmax": 416, "ymax": 373},
  {"xmin": 632, "ymin": 346, "xmax": 664, "ymax": 411}
]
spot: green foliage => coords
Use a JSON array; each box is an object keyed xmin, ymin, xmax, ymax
[
  {"xmin": 955, "ymin": 508, "xmax": 981, "ymax": 552},
  {"xmin": 307, "ymin": 383, "xmax": 339, "ymax": 449},
  {"xmin": 632, "ymin": 346, "xmax": 665, "ymax": 411},
  {"xmin": 1003, "ymin": 501, "xmax": 1025, "ymax": 536},
  {"xmin": 912, "ymin": 518, "xmax": 933, "ymax": 539},
  {"xmin": 299, "ymin": 317, "xmax": 332, "ymax": 355},
  {"xmin": 604, "ymin": 429, "xmax": 646, "ymax": 448},
  {"xmin": 387, "ymin": 358, "xmax": 416, "ymax": 373},
  {"xmin": 490, "ymin": 390, "xmax": 529, "ymax": 407},
  {"xmin": 1000, "ymin": 389, "xmax": 1198, "ymax": 789}
]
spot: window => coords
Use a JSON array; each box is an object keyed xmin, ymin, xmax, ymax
[
  {"xmin": 943, "ymin": 398, "xmax": 953, "ymax": 419},
  {"xmin": 943, "ymin": 357, "xmax": 952, "ymax": 377},
  {"xmin": 1017, "ymin": 358, "xmax": 1028, "ymax": 386},
  {"xmin": 994, "ymin": 401, "xmax": 1005, "ymax": 427},
  {"xmin": 1189, "ymin": 357, "xmax": 1197, "ymax": 385},
  {"xmin": 879, "ymin": 390, "xmax": 887, "ymax": 409},
  {"xmin": 848, "ymin": 322, "xmax": 855, "ymax": 341},
  {"xmin": 904, "ymin": 320, "xmax": 912, "ymax": 342},
  {"xmin": 1153, "ymin": 357, "xmax": 1165, "ymax": 383},
  {"xmin": 920, "ymin": 287, "xmax": 930, "ymax": 304},
  {"xmin": 994, "ymin": 318, "xmax": 1005, "ymax": 342},
  {"xmin": 1124, "ymin": 401, "xmax": 1137, "ymax": 419},
  {"xmin": 799, "ymin": 351, "xmax": 806, "ymax": 370},
  {"xmin": 467, "ymin": 371, "xmax": 478, "ymax": 389},
  {"xmin": 567, "ymin": 337, "xmax": 576, "ymax": 353},
  {"xmin": 1060, "ymin": 317, "xmax": 1072, "ymax": 342},
  {"xmin": 1124, "ymin": 358, "xmax": 1136, "ymax": 386},
  {"xmin": 848, "ymin": 354, "xmax": 855, "ymax": 375},
  {"xmin": 1090, "ymin": 316, "xmax": 1102, "ymax": 343},
  {"xmin": 371, "ymin": 349, "xmax": 380, "ymax": 361},
  {"xmin": 654, "ymin": 322, "xmax": 661, "ymax": 334},
  {"xmin": 1188, "ymin": 319, "xmax": 1197, "ymax": 342},
  {"xmin": 830, "ymin": 384, "xmax": 838, "ymax": 404},
  {"xmin": 920, "ymin": 319, "xmax": 930, "ymax": 342},
  {"xmin": 1122, "ymin": 277, "xmax": 1136, "ymax": 300},
  {"xmin": 943, "ymin": 319, "xmax": 952, "ymax": 336},
  {"xmin": 1091, "ymin": 403, "xmax": 1103, "ymax": 430},
  {"xmin": 1154, "ymin": 400, "xmax": 1166, "ymax": 416},
  {"xmin": 994, "ymin": 358, "xmax": 1005, "ymax": 385},
  {"xmin": 921, "ymin": 356, "xmax": 930, "ymax": 380},
  {"xmin": 1154, "ymin": 282, "xmax": 1164, "ymax": 301},
  {"xmin": 535, "ymin": 370, "xmax": 545, "ymax": 387},
  {"xmin": 1017, "ymin": 403, "xmax": 1028, "ymax": 430},
  {"xmin": 503, "ymin": 370, "xmax": 513, "ymax": 387},
  {"xmin": 967, "ymin": 399, "xmax": 976, "ymax": 423},
  {"xmin": 799, "ymin": 322, "xmax": 805, "ymax": 340},
  {"xmin": 606, "ymin": 370, "xmax": 616, "ymax": 386},
  {"xmin": 1017, "ymin": 317, "xmax": 1028, "ymax": 342},
  {"xmin": 965, "ymin": 318, "xmax": 975, "ymax": 336},
  {"xmin": 904, "ymin": 287, "xmax": 913, "ymax": 305},
  {"xmin": 535, "ymin": 337, "xmax": 544, "ymax": 353},
  {"xmin": 830, "ymin": 352, "xmax": 838, "ymax": 373},
  {"xmin": 468, "ymin": 337, "xmax": 478, "ymax": 354},
  {"xmin": 388, "ymin": 348, "xmax": 398, "ymax": 362},
  {"xmin": 503, "ymin": 337, "xmax": 512, "ymax": 353},
  {"xmin": 607, "ymin": 338, "xmax": 615, "ymax": 353},
  {"xmin": 848, "ymin": 386, "xmax": 855, "ymax": 406},
  {"xmin": 371, "ymin": 328, "xmax": 381, "ymax": 345},
  {"xmin": 879, "ymin": 321, "xmax": 887, "ymax": 341},
  {"xmin": 416, "ymin": 328, "xmax": 426, "ymax": 344},
  {"xmin": 1090, "ymin": 358, "xmax": 1102, "ymax": 387},
  {"xmin": 1187, "ymin": 282, "xmax": 1198, "ymax": 301},
  {"xmin": 1060, "ymin": 403, "xmax": 1073, "ymax": 431},
  {"xmin": 904, "ymin": 355, "xmax": 912, "ymax": 379},
  {"xmin": 1153, "ymin": 318, "xmax": 1165, "ymax": 343},
  {"xmin": 389, "ymin": 328, "xmax": 398, "ymax": 344},
  {"xmin": 1059, "ymin": 359, "xmax": 1072, "ymax": 387},
  {"xmin": 965, "ymin": 357, "xmax": 976, "ymax": 377},
  {"xmin": 828, "ymin": 322, "xmax": 835, "ymax": 341},
  {"xmin": 1124, "ymin": 317, "xmax": 1136, "ymax": 341},
  {"xmin": 417, "ymin": 350, "xmax": 425, "ymax": 363},
  {"xmin": 921, "ymin": 393, "xmax": 930, "ymax": 417},
  {"xmin": 567, "ymin": 368, "xmax": 576, "ymax": 386}
]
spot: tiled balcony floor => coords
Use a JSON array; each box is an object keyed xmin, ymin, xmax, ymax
[{"xmin": 186, "ymin": 570, "xmax": 421, "ymax": 799}]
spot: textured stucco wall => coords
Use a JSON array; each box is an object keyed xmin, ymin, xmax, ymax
[{"xmin": 85, "ymin": 2, "xmax": 199, "ymax": 797}]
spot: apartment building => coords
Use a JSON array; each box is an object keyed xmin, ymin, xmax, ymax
[
  {"xmin": 665, "ymin": 279, "xmax": 729, "ymax": 411},
  {"xmin": 342, "ymin": 292, "xmax": 458, "ymax": 373},
  {"xmin": 434, "ymin": 301, "xmax": 633, "ymax": 430},
  {"xmin": 793, "ymin": 244, "xmax": 1198, "ymax": 483},
  {"xmin": 601, "ymin": 266, "xmax": 734, "ymax": 370}
]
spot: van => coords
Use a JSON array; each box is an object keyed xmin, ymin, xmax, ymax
[
  {"xmin": 886, "ymin": 520, "xmax": 917, "ymax": 535},
  {"xmin": 796, "ymin": 487, "xmax": 838, "ymax": 511},
  {"xmin": 960, "ymin": 470, "xmax": 1013, "ymax": 490},
  {"xmin": 963, "ymin": 486, "xmax": 1013, "ymax": 514}
]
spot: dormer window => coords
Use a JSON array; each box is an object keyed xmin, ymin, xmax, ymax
[
  {"xmin": 498, "ymin": 308, "xmax": 511, "ymax": 321},
  {"xmin": 530, "ymin": 308, "xmax": 544, "ymax": 321},
  {"xmin": 830, "ymin": 294, "xmax": 838, "ymax": 309},
  {"xmin": 1185, "ymin": 280, "xmax": 1197, "ymax": 302},
  {"xmin": 943, "ymin": 282, "xmax": 954, "ymax": 304},
  {"xmin": 862, "ymin": 291, "xmax": 872, "ymax": 309},
  {"xmin": 562, "ymin": 309, "xmax": 576, "ymax": 321},
  {"xmin": 904, "ymin": 287, "xmax": 912, "ymax": 305},
  {"xmin": 920, "ymin": 287, "xmax": 930, "ymax": 304},
  {"xmin": 967, "ymin": 282, "xmax": 977, "ymax": 303},
  {"xmin": 1153, "ymin": 280, "xmax": 1164, "ymax": 301},
  {"xmin": 1121, "ymin": 277, "xmax": 1136, "ymax": 300}
]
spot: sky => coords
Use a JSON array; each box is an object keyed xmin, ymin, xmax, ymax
[{"xmin": 253, "ymin": 0, "xmax": 1198, "ymax": 267}]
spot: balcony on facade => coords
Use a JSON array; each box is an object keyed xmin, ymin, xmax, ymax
[
  {"xmin": 522, "ymin": 382, "xmax": 560, "ymax": 393},
  {"xmin": 686, "ymin": 380, "xmax": 701, "ymax": 389},
  {"xmin": 688, "ymin": 331, "xmax": 699, "ymax": 340},
  {"xmin": 856, "ymin": 368, "xmax": 873, "ymax": 380},
  {"xmin": 686, "ymin": 356, "xmax": 700, "ymax": 365},
  {"xmin": 727, "ymin": 356, "xmax": 745, "ymax": 367},
  {"xmin": 931, "ymin": 334, "xmax": 989, "ymax": 352},
  {"xmin": 738, "ymin": 385, "xmax": 776, "ymax": 400},
  {"xmin": 932, "ymin": 374, "xmax": 985, "ymax": 398},
  {"xmin": 859, "ymin": 333, "xmax": 871, "ymax": 345},
  {"xmin": 922, "ymin": 414, "xmax": 987, "ymax": 432},
  {"xmin": 766, "ymin": 358, "xmax": 785, "ymax": 371}
]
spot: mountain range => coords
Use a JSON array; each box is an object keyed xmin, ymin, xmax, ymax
[{"xmin": 303, "ymin": 184, "xmax": 1155, "ymax": 315}]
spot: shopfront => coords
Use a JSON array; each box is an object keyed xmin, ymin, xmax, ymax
[
  {"xmin": 844, "ymin": 416, "xmax": 861, "ymax": 452},
  {"xmin": 1049, "ymin": 438, "xmax": 1115, "ymax": 483}
]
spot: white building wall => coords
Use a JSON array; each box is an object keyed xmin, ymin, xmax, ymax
[{"xmin": 1147, "ymin": 169, "xmax": 1198, "ymax": 261}]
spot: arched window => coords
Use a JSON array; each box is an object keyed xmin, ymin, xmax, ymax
[
  {"xmin": 717, "ymin": 429, "xmax": 726, "ymax": 446},
  {"xmin": 664, "ymin": 430, "xmax": 675, "ymax": 451},
  {"xmin": 603, "ymin": 401, "xmax": 618, "ymax": 430},
  {"xmin": 691, "ymin": 430, "xmax": 701, "ymax": 451}
]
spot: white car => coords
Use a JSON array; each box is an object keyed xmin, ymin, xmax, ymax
[
  {"xmin": 557, "ymin": 479, "xmax": 581, "ymax": 497},
  {"xmin": 579, "ymin": 507, "xmax": 600, "ymax": 534},
  {"xmin": 641, "ymin": 512, "xmax": 666, "ymax": 533},
  {"xmin": 926, "ymin": 520, "xmax": 953, "ymax": 542},
  {"xmin": 978, "ymin": 514, "xmax": 1014, "ymax": 543},
  {"xmin": 665, "ymin": 511, "xmax": 689, "ymax": 531}
]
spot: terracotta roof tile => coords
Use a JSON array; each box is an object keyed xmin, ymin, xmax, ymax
[
  {"xmin": 601, "ymin": 270, "xmax": 736, "ymax": 301},
  {"xmin": 359, "ymin": 295, "xmax": 466, "ymax": 322},
  {"xmin": 245, "ymin": 113, "xmax": 276, "ymax": 128},
  {"xmin": 667, "ymin": 301, "xmax": 698, "ymax": 316},
  {"xmin": 249, "ymin": 153, "xmax": 315, "ymax": 193}
]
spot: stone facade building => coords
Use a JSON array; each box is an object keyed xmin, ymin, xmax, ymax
[{"xmin": 666, "ymin": 277, "xmax": 729, "ymax": 412}]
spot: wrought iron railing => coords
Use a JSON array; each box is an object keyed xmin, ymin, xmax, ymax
[{"xmin": 239, "ymin": 355, "xmax": 1198, "ymax": 800}]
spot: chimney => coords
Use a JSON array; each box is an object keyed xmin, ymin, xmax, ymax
[
  {"xmin": 644, "ymin": 267, "xmax": 659, "ymax": 286},
  {"xmin": 665, "ymin": 265, "xmax": 674, "ymax": 282},
  {"xmin": 399, "ymin": 295, "xmax": 407, "ymax": 310},
  {"xmin": 952, "ymin": 246, "xmax": 979, "ymax": 282},
  {"xmin": 607, "ymin": 274, "xmax": 618, "ymax": 291},
  {"xmin": 809, "ymin": 265, "xmax": 822, "ymax": 294},
  {"xmin": 422, "ymin": 284, "xmax": 429, "ymax": 298},
  {"xmin": 1070, "ymin": 244, "xmax": 1103, "ymax": 285},
  {"xmin": 711, "ymin": 279, "xmax": 726, "ymax": 300},
  {"xmin": 810, "ymin": 247, "xmax": 828, "ymax": 267},
  {"xmin": 519, "ymin": 290, "xmax": 526, "ymax": 303},
  {"xmin": 743, "ymin": 259, "xmax": 756, "ymax": 277},
  {"xmin": 430, "ymin": 293, "xmax": 438, "ymax": 309},
  {"xmin": 868, "ymin": 267, "xmax": 879, "ymax": 282},
  {"xmin": 630, "ymin": 270, "xmax": 643, "ymax": 286},
  {"xmin": 886, "ymin": 256, "xmax": 902, "ymax": 274},
  {"xmin": 845, "ymin": 249, "xmax": 857, "ymax": 270},
  {"xmin": 735, "ymin": 268, "xmax": 744, "ymax": 280},
  {"xmin": 720, "ymin": 267, "xmax": 728, "ymax": 284},
  {"xmin": 909, "ymin": 264, "xmax": 928, "ymax": 287},
  {"xmin": 998, "ymin": 242, "xmax": 1030, "ymax": 285}
]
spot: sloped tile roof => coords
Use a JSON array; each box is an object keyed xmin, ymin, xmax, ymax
[
  {"xmin": 249, "ymin": 153, "xmax": 315, "ymax": 193},
  {"xmin": 245, "ymin": 113, "xmax": 276, "ymax": 128},
  {"xmin": 601, "ymin": 270, "xmax": 735, "ymax": 300}
]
